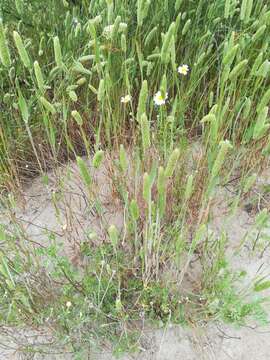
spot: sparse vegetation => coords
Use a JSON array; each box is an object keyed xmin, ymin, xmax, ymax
[{"xmin": 0, "ymin": 0, "xmax": 270, "ymax": 357}]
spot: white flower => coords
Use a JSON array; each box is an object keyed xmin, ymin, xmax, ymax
[
  {"xmin": 178, "ymin": 64, "xmax": 189, "ymax": 76},
  {"xmin": 153, "ymin": 91, "xmax": 168, "ymax": 106},
  {"xmin": 66, "ymin": 301, "xmax": 72, "ymax": 308},
  {"xmin": 121, "ymin": 94, "xmax": 132, "ymax": 104}
]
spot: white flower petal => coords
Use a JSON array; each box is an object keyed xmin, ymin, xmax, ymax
[
  {"xmin": 154, "ymin": 91, "xmax": 168, "ymax": 106},
  {"xmin": 178, "ymin": 64, "xmax": 189, "ymax": 75},
  {"xmin": 121, "ymin": 94, "xmax": 132, "ymax": 104}
]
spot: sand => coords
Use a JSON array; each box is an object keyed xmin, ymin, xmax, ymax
[{"xmin": 1, "ymin": 160, "xmax": 270, "ymax": 359}]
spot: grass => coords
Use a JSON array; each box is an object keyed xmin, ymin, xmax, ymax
[{"xmin": 0, "ymin": 0, "xmax": 270, "ymax": 357}]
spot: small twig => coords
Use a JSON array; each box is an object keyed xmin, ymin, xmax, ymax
[
  {"xmin": 17, "ymin": 217, "xmax": 63, "ymax": 237},
  {"xmin": 216, "ymin": 325, "xmax": 241, "ymax": 340}
]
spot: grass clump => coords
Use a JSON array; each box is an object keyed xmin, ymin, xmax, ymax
[{"xmin": 0, "ymin": 0, "xmax": 270, "ymax": 357}]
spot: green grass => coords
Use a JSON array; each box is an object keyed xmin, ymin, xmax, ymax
[{"xmin": 0, "ymin": 0, "xmax": 270, "ymax": 357}]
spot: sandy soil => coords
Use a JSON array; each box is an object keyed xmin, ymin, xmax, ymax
[
  {"xmin": 1, "ymin": 323, "xmax": 270, "ymax": 359},
  {"xmin": 1, "ymin": 160, "xmax": 270, "ymax": 359}
]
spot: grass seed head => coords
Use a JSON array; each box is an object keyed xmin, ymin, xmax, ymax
[
  {"xmin": 13, "ymin": 31, "xmax": 31, "ymax": 68},
  {"xmin": 0, "ymin": 19, "xmax": 11, "ymax": 67}
]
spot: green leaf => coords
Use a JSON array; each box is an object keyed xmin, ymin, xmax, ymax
[{"xmin": 254, "ymin": 280, "xmax": 270, "ymax": 292}]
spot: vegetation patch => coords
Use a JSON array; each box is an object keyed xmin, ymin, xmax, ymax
[{"xmin": 0, "ymin": 0, "xmax": 270, "ymax": 357}]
